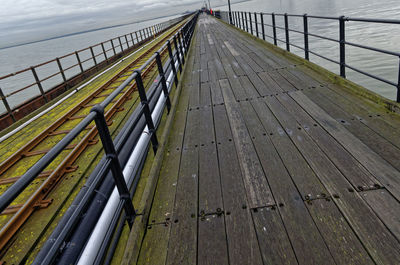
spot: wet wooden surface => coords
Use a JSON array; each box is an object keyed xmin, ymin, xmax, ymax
[{"xmin": 136, "ymin": 14, "xmax": 400, "ymax": 265}]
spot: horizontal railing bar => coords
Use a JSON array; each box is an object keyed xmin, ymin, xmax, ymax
[
  {"xmin": 308, "ymin": 49, "xmax": 341, "ymax": 64},
  {"xmin": 345, "ymin": 40, "xmax": 400, "ymax": 57},
  {"xmin": 345, "ymin": 63, "xmax": 397, "ymax": 86}
]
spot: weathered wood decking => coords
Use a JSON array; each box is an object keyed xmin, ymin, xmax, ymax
[{"xmin": 136, "ymin": 14, "xmax": 400, "ymax": 265}]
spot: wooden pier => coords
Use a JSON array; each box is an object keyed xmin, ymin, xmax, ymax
[{"xmin": 131, "ymin": 14, "xmax": 400, "ymax": 265}]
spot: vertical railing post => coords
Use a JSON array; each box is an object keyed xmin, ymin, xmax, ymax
[
  {"xmin": 167, "ymin": 40, "xmax": 179, "ymax": 86},
  {"xmin": 101, "ymin": 43, "xmax": 108, "ymax": 63},
  {"xmin": 0, "ymin": 87, "xmax": 16, "ymax": 122},
  {"xmin": 155, "ymin": 52, "xmax": 172, "ymax": 113},
  {"xmin": 254, "ymin": 12, "xmax": 259, "ymax": 38},
  {"xmin": 56, "ymin": 57, "xmax": 67, "ymax": 84},
  {"xmin": 135, "ymin": 32, "xmax": 139, "ymax": 44},
  {"xmin": 91, "ymin": 105, "xmax": 136, "ymax": 228},
  {"xmin": 249, "ymin": 12, "xmax": 253, "ymax": 35},
  {"xmin": 118, "ymin": 37, "xmax": 124, "ymax": 53},
  {"xmin": 245, "ymin": 12, "xmax": 249, "ymax": 32},
  {"xmin": 241, "ymin": 12, "xmax": 244, "ymax": 30},
  {"xmin": 31, "ymin": 67, "xmax": 48, "ymax": 103},
  {"xmin": 272, "ymin": 13, "xmax": 277, "ymax": 45},
  {"xmin": 284, "ymin": 13, "xmax": 290, "ymax": 51},
  {"xmin": 261, "ymin": 13, "xmax": 265, "ymax": 40},
  {"xmin": 339, "ymin": 16, "xmax": 346, "ymax": 78},
  {"xmin": 177, "ymin": 32, "xmax": 185, "ymax": 64},
  {"xmin": 90, "ymin": 47, "xmax": 98, "ymax": 68},
  {"xmin": 397, "ymin": 57, "xmax": 400, "ymax": 102},
  {"xmin": 125, "ymin": 35, "xmax": 129, "ymax": 48},
  {"xmin": 133, "ymin": 71, "xmax": 158, "ymax": 153},
  {"xmin": 130, "ymin": 33, "xmax": 135, "ymax": 46},
  {"xmin": 75, "ymin": 52, "xmax": 84, "ymax": 73},
  {"xmin": 173, "ymin": 36, "xmax": 182, "ymax": 72},
  {"xmin": 111, "ymin": 40, "xmax": 116, "ymax": 55},
  {"xmin": 228, "ymin": 0, "xmax": 232, "ymax": 24},
  {"xmin": 303, "ymin": 14, "xmax": 309, "ymax": 60}
]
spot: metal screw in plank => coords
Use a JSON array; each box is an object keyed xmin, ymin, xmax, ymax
[
  {"xmin": 284, "ymin": 13, "xmax": 290, "ymax": 51},
  {"xmin": 167, "ymin": 40, "xmax": 179, "ymax": 86},
  {"xmin": 31, "ymin": 67, "xmax": 48, "ymax": 103},
  {"xmin": 173, "ymin": 36, "xmax": 182, "ymax": 72},
  {"xmin": 75, "ymin": 52, "xmax": 84, "ymax": 73},
  {"xmin": 272, "ymin": 13, "xmax": 277, "ymax": 46},
  {"xmin": 0, "ymin": 87, "xmax": 16, "ymax": 122},
  {"xmin": 134, "ymin": 70, "xmax": 158, "ymax": 153},
  {"xmin": 91, "ymin": 105, "xmax": 136, "ymax": 228},
  {"xmin": 155, "ymin": 52, "xmax": 172, "ymax": 113},
  {"xmin": 254, "ymin": 12, "xmax": 259, "ymax": 38},
  {"xmin": 303, "ymin": 14, "xmax": 309, "ymax": 60},
  {"xmin": 261, "ymin": 13, "xmax": 265, "ymax": 40},
  {"xmin": 339, "ymin": 16, "xmax": 346, "ymax": 78}
]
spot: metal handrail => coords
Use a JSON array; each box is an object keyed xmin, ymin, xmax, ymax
[{"xmin": 218, "ymin": 10, "xmax": 400, "ymax": 102}]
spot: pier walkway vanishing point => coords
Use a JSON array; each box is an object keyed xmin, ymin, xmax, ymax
[{"xmin": 133, "ymin": 14, "xmax": 400, "ymax": 265}]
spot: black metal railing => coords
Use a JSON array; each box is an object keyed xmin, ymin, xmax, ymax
[
  {"xmin": 0, "ymin": 12, "xmax": 198, "ymax": 265},
  {"xmin": 0, "ymin": 15, "xmax": 187, "ymax": 127},
  {"xmin": 218, "ymin": 10, "xmax": 400, "ymax": 102}
]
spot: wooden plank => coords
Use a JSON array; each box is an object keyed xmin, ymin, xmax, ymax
[
  {"xmin": 207, "ymin": 60, "xmax": 218, "ymax": 82},
  {"xmin": 239, "ymin": 100, "xmax": 336, "ymax": 265},
  {"xmin": 252, "ymin": 207, "xmax": 298, "ymax": 265},
  {"xmin": 361, "ymin": 189, "xmax": 400, "ymax": 240},
  {"xmin": 264, "ymin": 95, "xmax": 400, "ymax": 264},
  {"xmin": 198, "ymin": 214, "xmax": 229, "ymax": 265},
  {"xmin": 291, "ymin": 91, "xmax": 400, "ymax": 201},
  {"xmin": 306, "ymin": 199, "xmax": 375, "ymax": 265},
  {"xmin": 213, "ymin": 104, "xmax": 263, "ymax": 265},
  {"xmin": 199, "ymin": 82, "xmax": 223, "ymax": 212},
  {"xmin": 248, "ymin": 52, "xmax": 274, "ymax": 72},
  {"xmin": 239, "ymin": 75, "xmax": 260, "ymax": 99},
  {"xmin": 303, "ymin": 88, "xmax": 400, "ymax": 173},
  {"xmin": 250, "ymin": 98, "xmax": 327, "ymax": 199},
  {"xmin": 246, "ymin": 72, "xmax": 272, "ymax": 96},
  {"xmin": 268, "ymin": 70, "xmax": 296, "ymax": 92},
  {"xmin": 258, "ymin": 71, "xmax": 284, "ymax": 94},
  {"xmin": 219, "ymin": 78, "xmax": 274, "ymax": 208},
  {"xmin": 228, "ymin": 76, "xmax": 247, "ymax": 101},
  {"xmin": 200, "ymin": 53, "xmax": 209, "ymax": 83},
  {"xmin": 210, "ymin": 81, "xmax": 224, "ymax": 105},
  {"xmin": 276, "ymin": 93, "xmax": 381, "ymax": 190},
  {"xmin": 166, "ymin": 82, "xmax": 200, "ymax": 265}
]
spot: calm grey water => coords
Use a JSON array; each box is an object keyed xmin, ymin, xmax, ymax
[
  {"xmin": 0, "ymin": 14, "xmax": 180, "ymax": 113},
  {"xmin": 217, "ymin": 0, "xmax": 400, "ymax": 101}
]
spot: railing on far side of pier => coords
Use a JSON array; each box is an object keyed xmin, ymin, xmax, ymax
[{"xmin": 216, "ymin": 10, "xmax": 400, "ymax": 102}]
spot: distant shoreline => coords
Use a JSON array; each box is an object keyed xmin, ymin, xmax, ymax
[{"xmin": 0, "ymin": 12, "xmax": 187, "ymax": 51}]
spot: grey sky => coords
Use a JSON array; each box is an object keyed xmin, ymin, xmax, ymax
[{"xmin": 0, "ymin": 0, "xmax": 230, "ymax": 47}]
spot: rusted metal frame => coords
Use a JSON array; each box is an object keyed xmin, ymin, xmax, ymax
[
  {"xmin": 30, "ymin": 67, "xmax": 48, "ymax": 103},
  {"xmin": 0, "ymin": 87, "xmax": 15, "ymax": 121},
  {"xmin": 134, "ymin": 70, "xmax": 158, "ymax": 153},
  {"xmin": 1, "ymin": 199, "xmax": 53, "ymax": 215},
  {"xmin": 173, "ymin": 36, "xmax": 182, "ymax": 72},
  {"xmin": 0, "ymin": 30, "xmax": 173, "ymax": 177},
  {"xmin": 0, "ymin": 22, "xmax": 180, "ymax": 187},
  {"xmin": 91, "ymin": 105, "xmax": 136, "ymax": 227}
]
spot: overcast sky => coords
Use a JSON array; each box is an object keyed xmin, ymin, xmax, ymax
[{"xmin": 0, "ymin": 0, "xmax": 231, "ymax": 47}]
